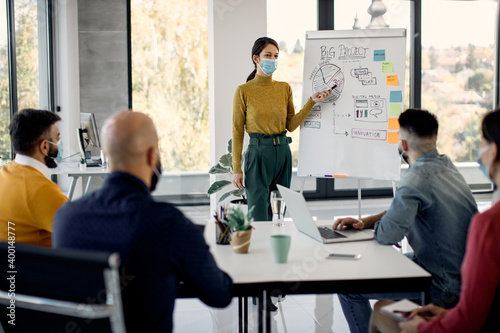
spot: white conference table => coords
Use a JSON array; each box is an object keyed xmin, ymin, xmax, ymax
[
  {"xmin": 204, "ymin": 221, "xmax": 431, "ymax": 333},
  {"xmin": 51, "ymin": 163, "xmax": 109, "ymax": 199}
]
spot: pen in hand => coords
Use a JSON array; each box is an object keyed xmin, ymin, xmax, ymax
[{"xmin": 393, "ymin": 310, "xmax": 433, "ymax": 317}]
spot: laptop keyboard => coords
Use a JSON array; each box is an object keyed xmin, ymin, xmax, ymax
[{"xmin": 318, "ymin": 227, "xmax": 347, "ymax": 239}]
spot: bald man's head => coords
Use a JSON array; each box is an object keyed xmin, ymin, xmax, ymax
[{"xmin": 102, "ymin": 111, "xmax": 159, "ymax": 170}]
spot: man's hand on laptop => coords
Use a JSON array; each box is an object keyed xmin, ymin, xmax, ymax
[
  {"xmin": 333, "ymin": 212, "xmax": 386, "ymax": 231},
  {"xmin": 333, "ymin": 217, "xmax": 365, "ymax": 230}
]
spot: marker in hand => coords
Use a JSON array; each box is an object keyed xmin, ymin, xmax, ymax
[{"xmin": 331, "ymin": 84, "xmax": 337, "ymax": 90}]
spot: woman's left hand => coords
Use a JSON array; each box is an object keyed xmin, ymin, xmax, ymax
[{"xmin": 311, "ymin": 89, "xmax": 333, "ymax": 103}]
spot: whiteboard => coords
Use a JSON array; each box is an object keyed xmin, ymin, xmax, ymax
[{"xmin": 298, "ymin": 29, "xmax": 406, "ymax": 181}]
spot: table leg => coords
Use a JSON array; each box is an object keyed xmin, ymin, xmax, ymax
[
  {"xmin": 264, "ymin": 290, "xmax": 271, "ymax": 333},
  {"xmin": 67, "ymin": 176, "xmax": 77, "ymax": 200},
  {"xmin": 84, "ymin": 176, "xmax": 93, "ymax": 195},
  {"xmin": 243, "ymin": 296, "xmax": 248, "ymax": 333},
  {"xmin": 238, "ymin": 296, "xmax": 243, "ymax": 333},
  {"xmin": 258, "ymin": 293, "xmax": 263, "ymax": 333}
]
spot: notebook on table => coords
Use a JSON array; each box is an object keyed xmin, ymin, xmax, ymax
[
  {"xmin": 380, "ymin": 299, "xmax": 426, "ymax": 322},
  {"xmin": 277, "ymin": 185, "xmax": 375, "ymax": 244}
]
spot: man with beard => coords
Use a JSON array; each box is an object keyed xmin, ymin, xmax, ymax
[
  {"xmin": 53, "ymin": 111, "xmax": 233, "ymax": 333},
  {"xmin": 0, "ymin": 108, "xmax": 68, "ymax": 246},
  {"xmin": 332, "ymin": 109, "xmax": 478, "ymax": 333}
]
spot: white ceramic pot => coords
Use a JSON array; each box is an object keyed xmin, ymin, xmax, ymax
[{"xmin": 227, "ymin": 199, "xmax": 248, "ymax": 216}]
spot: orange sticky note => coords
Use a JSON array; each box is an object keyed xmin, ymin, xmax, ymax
[
  {"xmin": 388, "ymin": 118, "xmax": 400, "ymax": 130},
  {"xmin": 387, "ymin": 132, "xmax": 399, "ymax": 144},
  {"xmin": 386, "ymin": 75, "xmax": 398, "ymax": 86}
]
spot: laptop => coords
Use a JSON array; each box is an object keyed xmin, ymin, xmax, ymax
[{"xmin": 277, "ymin": 185, "xmax": 375, "ymax": 244}]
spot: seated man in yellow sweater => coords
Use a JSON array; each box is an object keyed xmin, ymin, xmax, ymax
[{"xmin": 0, "ymin": 109, "xmax": 69, "ymax": 246}]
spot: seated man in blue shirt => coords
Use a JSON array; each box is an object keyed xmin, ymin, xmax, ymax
[
  {"xmin": 53, "ymin": 111, "xmax": 233, "ymax": 333},
  {"xmin": 333, "ymin": 109, "xmax": 478, "ymax": 333}
]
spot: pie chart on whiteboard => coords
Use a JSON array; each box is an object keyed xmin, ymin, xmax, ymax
[{"xmin": 312, "ymin": 63, "xmax": 345, "ymax": 102}]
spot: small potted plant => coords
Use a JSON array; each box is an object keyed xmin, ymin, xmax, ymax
[
  {"xmin": 226, "ymin": 204, "xmax": 254, "ymax": 254},
  {"xmin": 207, "ymin": 139, "xmax": 247, "ymax": 206},
  {"xmin": 79, "ymin": 157, "xmax": 86, "ymax": 171}
]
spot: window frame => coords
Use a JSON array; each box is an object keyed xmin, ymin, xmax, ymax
[{"xmin": 3, "ymin": 0, "xmax": 56, "ymax": 161}]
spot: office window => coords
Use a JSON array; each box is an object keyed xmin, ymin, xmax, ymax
[
  {"xmin": 131, "ymin": 0, "xmax": 209, "ymax": 172},
  {"xmin": 267, "ymin": 0, "xmax": 317, "ymax": 192},
  {"xmin": 0, "ymin": 0, "xmax": 53, "ymax": 165},
  {"xmin": 334, "ymin": 0, "xmax": 410, "ymax": 109},
  {"xmin": 267, "ymin": 0, "xmax": 318, "ymax": 169},
  {"xmin": 15, "ymin": 0, "xmax": 41, "ymax": 110},
  {"xmin": 0, "ymin": 0, "xmax": 9, "ymax": 165},
  {"xmin": 332, "ymin": 0, "xmax": 411, "ymax": 193},
  {"xmin": 421, "ymin": 0, "xmax": 496, "ymax": 163}
]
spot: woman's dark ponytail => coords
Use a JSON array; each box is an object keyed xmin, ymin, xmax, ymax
[
  {"xmin": 246, "ymin": 37, "xmax": 279, "ymax": 82},
  {"xmin": 246, "ymin": 69, "xmax": 257, "ymax": 82}
]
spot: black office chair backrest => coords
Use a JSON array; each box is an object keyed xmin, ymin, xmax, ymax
[{"xmin": 0, "ymin": 242, "xmax": 126, "ymax": 333}]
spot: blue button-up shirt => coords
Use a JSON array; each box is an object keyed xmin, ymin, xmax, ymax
[{"xmin": 374, "ymin": 149, "xmax": 478, "ymax": 300}]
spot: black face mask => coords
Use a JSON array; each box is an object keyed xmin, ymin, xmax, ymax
[
  {"xmin": 44, "ymin": 144, "xmax": 59, "ymax": 169},
  {"xmin": 398, "ymin": 147, "xmax": 410, "ymax": 165},
  {"xmin": 150, "ymin": 159, "xmax": 162, "ymax": 192}
]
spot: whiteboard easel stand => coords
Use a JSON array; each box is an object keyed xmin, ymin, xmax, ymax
[
  {"xmin": 357, "ymin": 179, "xmax": 362, "ymax": 219},
  {"xmin": 298, "ymin": 176, "xmax": 365, "ymax": 219}
]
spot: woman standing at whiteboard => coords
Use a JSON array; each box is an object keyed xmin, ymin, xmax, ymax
[{"xmin": 232, "ymin": 36, "xmax": 331, "ymax": 221}]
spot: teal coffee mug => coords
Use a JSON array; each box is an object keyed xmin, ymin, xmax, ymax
[{"xmin": 270, "ymin": 235, "xmax": 291, "ymax": 263}]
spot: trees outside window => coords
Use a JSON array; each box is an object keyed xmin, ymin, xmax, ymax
[{"xmin": 131, "ymin": 0, "xmax": 209, "ymax": 172}]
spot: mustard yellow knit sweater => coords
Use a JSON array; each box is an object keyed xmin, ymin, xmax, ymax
[
  {"xmin": 232, "ymin": 74, "xmax": 316, "ymax": 174},
  {"xmin": 0, "ymin": 162, "xmax": 69, "ymax": 246}
]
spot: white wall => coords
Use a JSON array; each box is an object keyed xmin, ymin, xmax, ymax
[
  {"xmin": 54, "ymin": 0, "xmax": 82, "ymax": 195},
  {"xmin": 208, "ymin": 0, "xmax": 267, "ymax": 211}
]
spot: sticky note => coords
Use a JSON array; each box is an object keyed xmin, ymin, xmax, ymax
[
  {"xmin": 386, "ymin": 75, "xmax": 398, "ymax": 86},
  {"xmin": 388, "ymin": 118, "xmax": 400, "ymax": 130},
  {"xmin": 387, "ymin": 132, "xmax": 399, "ymax": 144},
  {"xmin": 389, "ymin": 103, "xmax": 401, "ymax": 116},
  {"xmin": 390, "ymin": 91, "xmax": 402, "ymax": 103},
  {"xmin": 374, "ymin": 50, "xmax": 385, "ymax": 61},
  {"xmin": 382, "ymin": 62, "xmax": 393, "ymax": 73}
]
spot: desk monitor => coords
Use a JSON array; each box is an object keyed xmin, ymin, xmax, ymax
[
  {"xmin": 77, "ymin": 113, "xmax": 101, "ymax": 166},
  {"xmin": 80, "ymin": 112, "xmax": 100, "ymax": 148}
]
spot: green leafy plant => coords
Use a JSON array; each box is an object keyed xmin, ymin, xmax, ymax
[
  {"xmin": 226, "ymin": 205, "xmax": 254, "ymax": 231},
  {"xmin": 207, "ymin": 139, "xmax": 247, "ymax": 204}
]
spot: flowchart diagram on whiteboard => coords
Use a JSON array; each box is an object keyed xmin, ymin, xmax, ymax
[{"xmin": 298, "ymin": 29, "xmax": 407, "ymax": 181}]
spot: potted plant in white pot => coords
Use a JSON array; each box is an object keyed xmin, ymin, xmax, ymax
[
  {"xmin": 207, "ymin": 139, "xmax": 247, "ymax": 208},
  {"xmin": 79, "ymin": 157, "xmax": 86, "ymax": 171}
]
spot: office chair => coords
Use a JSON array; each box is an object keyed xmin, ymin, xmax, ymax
[{"xmin": 0, "ymin": 242, "xmax": 126, "ymax": 333}]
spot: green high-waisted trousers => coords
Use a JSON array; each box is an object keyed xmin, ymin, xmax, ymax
[{"xmin": 244, "ymin": 132, "xmax": 292, "ymax": 221}]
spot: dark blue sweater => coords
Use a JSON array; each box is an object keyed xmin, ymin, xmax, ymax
[{"xmin": 53, "ymin": 172, "xmax": 233, "ymax": 332}]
